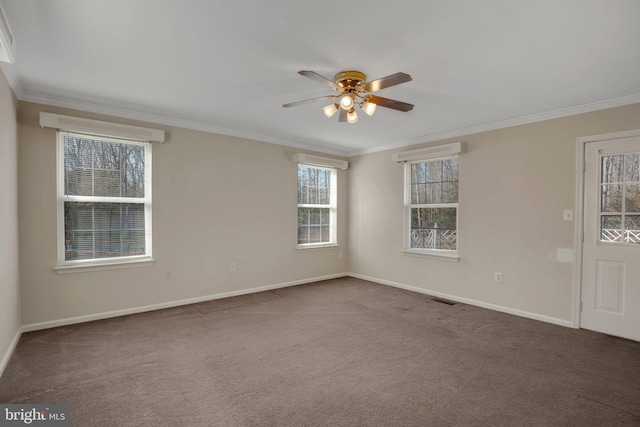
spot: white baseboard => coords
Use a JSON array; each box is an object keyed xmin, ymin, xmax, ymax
[
  {"xmin": 9, "ymin": 271, "xmax": 573, "ymax": 371},
  {"xmin": 0, "ymin": 327, "xmax": 23, "ymax": 379},
  {"xmin": 348, "ymin": 272, "xmax": 575, "ymax": 328},
  {"xmin": 22, "ymin": 273, "xmax": 347, "ymax": 333}
]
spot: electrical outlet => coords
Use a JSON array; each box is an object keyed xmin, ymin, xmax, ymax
[
  {"xmin": 165, "ymin": 270, "xmax": 174, "ymax": 280},
  {"xmin": 494, "ymin": 272, "xmax": 503, "ymax": 283},
  {"xmin": 339, "ymin": 251, "xmax": 344, "ymax": 259},
  {"xmin": 229, "ymin": 262, "xmax": 236, "ymax": 272}
]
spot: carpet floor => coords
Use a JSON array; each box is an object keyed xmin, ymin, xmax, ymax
[{"xmin": 1, "ymin": 277, "xmax": 639, "ymax": 426}]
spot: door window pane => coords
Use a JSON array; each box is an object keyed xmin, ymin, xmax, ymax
[
  {"xmin": 600, "ymin": 152, "xmax": 640, "ymax": 245},
  {"xmin": 626, "ymin": 184, "xmax": 640, "ymax": 212},
  {"xmin": 601, "ymin": 184, "xmax": 623, "ymax": 212}
]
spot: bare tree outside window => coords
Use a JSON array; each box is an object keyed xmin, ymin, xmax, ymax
[
  {"xmin": 600, "ymin": 153, "xmax": 640, "ymax": 244},
  {"xmin": 297, "ymin": 164, "xmax": 335, "ymax": 245},
  {"xmin": 408, "ymin": 157, "xmax": 458, "ymax": 251},
  {"xmin": 61, "ymin": 134, "xmax": 150, "ymax": 261}
]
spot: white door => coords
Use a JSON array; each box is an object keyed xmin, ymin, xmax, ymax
[{"xmin": 581, "ymin": 136, "xmax": 640, "ymax": 341}]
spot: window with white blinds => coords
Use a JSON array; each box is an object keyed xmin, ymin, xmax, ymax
[{"xmin": 57, "ymin": 131, "xmax": 152, "ymax": 266}]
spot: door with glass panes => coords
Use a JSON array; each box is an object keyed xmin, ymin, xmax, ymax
[{"xmin": 581, "ymin": 136, "xmax": 640, "ymax": 341}]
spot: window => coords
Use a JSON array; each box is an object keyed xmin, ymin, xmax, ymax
[
  {"xmin": 396, "ymin": 143, "xmax": 465, "ymax": 257},
  {"xmin": 57, "ymin": 131, "xmax": 152, "ymax": 266},
  {"xmin": 600, "ymin": 152, "xmax": 640, "ymax": 244},
  {"xmin": 405, "ymin": 156, "xmax": 459, "ymax": 255},
  {"xmin": 297, "ymin": 164, "xmax": 337, "ymax": 246}
]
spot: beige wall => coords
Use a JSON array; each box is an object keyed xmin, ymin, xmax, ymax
[
  {"xmin": 347, "ymin": 103, "xmax": 640, "ymax": 323},
  {"xmin": 18, "ymin": 102, "xmax": 348, "ymax": 326},
  {"xmin": 14, "ymin": 96, "xmax": 640, "ymax": 329},
  {"xmin": 0, "ymin": 68, "xmax": 20, "ymax": 370}
]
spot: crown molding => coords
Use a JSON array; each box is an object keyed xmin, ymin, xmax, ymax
[
  {"xmin": 19, "ymin": 91, "xmax": 351, "ymax": 157},
  {"xmin": 347, "ymin": 93, "xmax": 640, "ymax": 157},
  {"xmin": 16, "ymin": 88, "xmax": 640, "ymax": 160}
]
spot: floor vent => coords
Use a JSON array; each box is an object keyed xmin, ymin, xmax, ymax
[{"xmin": 432, "ymin": 297, "xmax": 457, "ymax": 306}]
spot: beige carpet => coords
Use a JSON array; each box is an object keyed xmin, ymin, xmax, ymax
[{"xmin": 1, "ymin": 277, "xmax": 639, "ymax": 426}]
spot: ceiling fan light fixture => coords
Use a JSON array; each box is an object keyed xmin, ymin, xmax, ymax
[
  {"xmin": 285, "ymin": 69, "xmax": 414, "ymax": 123},
  {"xmin": 323, "ymin": 103, "xmax": 338, "ymax": 118},
  {"xmin": 362, "ymin": 101, "xmax": 377, "ymax": 116},
  {"xmin": 340, "ymin": 94, "xmax": 354, "ymax": 110},
  {"xmin": 347, "ymin": 109, "xmax": 358, "ymax": 124}
]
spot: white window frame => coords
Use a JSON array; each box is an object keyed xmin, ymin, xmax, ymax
[
  {"xmin": 40, "ymin": 112, "xmax": 165, "ymax": 274},
  {"xmin": 396, "ymin": 142, "xmax": 465, "ymax": 260},
  {"xmin": 293, "ymin": 153, "xmax": 347, "ymax": 249},
  {"xmin": 297, "ymin": 164, "xmax": 338, "ymax": 248},
  {"xmin": 56, "ymin": 131, "xmax": 153, "ymax": 271}
]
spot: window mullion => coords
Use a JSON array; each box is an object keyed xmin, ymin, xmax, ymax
[
  {"xmin": 61, "ymin": 195, "xmax": 146, "ymax": 204},
  {"xmin": 297, "ymin": 203, "xmax": 331, "ymax": 208}
]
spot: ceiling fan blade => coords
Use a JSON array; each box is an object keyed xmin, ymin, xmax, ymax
[
  {"xmin": 364, "ymin": 72, "xmax": 412, "ymax": 92},
  {"xmin": 283, "ymin": 95, "xmax": 337, "ymax": 108},
  {"xmin": 338, "ymin": 108, "xmax": 348, "ymax": 122},
  {"xmin": 368, "ymin": 95, "xmax": 414, "ymax": 112},
  {"xmin": 299, "ymin": 70, "xmax": 342, "ymax": 91}
]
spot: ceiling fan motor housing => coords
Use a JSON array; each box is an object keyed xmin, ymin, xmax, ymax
[{"xmin": 335, "ymin": 71, "xmax": 366, "ymax": 89}]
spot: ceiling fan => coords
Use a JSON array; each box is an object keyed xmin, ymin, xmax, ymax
[{"xmin": 283, "ymin": 70, "xmax": 414, "ymax": 123}]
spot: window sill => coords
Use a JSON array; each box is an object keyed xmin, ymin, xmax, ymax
[
  {"xmin": 402, "ymin": 249, "xmax": 459, "ymax": 262},
  {"xmin": 55, "ymin": 257, "xmax": 155, "ymax": 274},
  {"xmin": 297, "ymin": 243, "xmax": 339, "ymax": 251}
]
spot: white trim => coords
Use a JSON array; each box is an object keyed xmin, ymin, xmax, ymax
[
  {"xmin": 401, "ymin": 249, "xmax": 459, "ymax": 261},
  {"xmin": 573, "ymin": 128, "xmax": 640, "ymax": 329},
  {"xmin": 56, "ymin": 131, "xmax": 153, "ymax": 268},
  {"xmin": 41, "ymin": 112, "xmax": 165, "ymax": 142},
  {"xmin": 55, "ymin": 257, "xmax": 155, "ymax": 274},
  {"xmin": 24, "ymin": 91, "xmax": 351, "ymax": 156},
  {"xmin": 17, "ymin": 86, "xmax": 640, "ymax": 158},
  {"xmin": 21, "ymin": 273, "xmax": 347, "ymax": 333},
  {"xmin": 393, "ymin": 142, "xmax": 466, "ymax": 162},
  {"xmin": 351, "ymin": 94, "xmax": 640, "ymax": 157},
  {"xmin": 297, "ymin": 243, "xmax": 339, "ymax": 251},
  {"xmin": 293, "ymin": 153, "xmax": 348, "ymax": 169},
  {"xmin": 576, "ymin": 129, "xmax": 640, "ymax": 144},
  {"xmin": 403, "ymin": 157, "xmax": 459, "ymax": 257},
  {"xmin": 0, "ymin": 327, "xmax": 22, "ymax": 379},
  {"xmin": 348, "ymin": 272, "xmax": 575, "ymax": 328},
  {"xmin": 573, "ymin": 138, "xmax": 585, "ymax": 329},
  {"xmin": 297, "ymin": 164, "xmax": 338, "ymax": 246}
]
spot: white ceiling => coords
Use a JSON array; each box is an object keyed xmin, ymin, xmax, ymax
[{"xmin": 2, "ymin": 0, "xmax": 640, "ymax": 156}]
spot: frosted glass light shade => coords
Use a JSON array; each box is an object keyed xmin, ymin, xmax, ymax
[
  {"xmin": 347, "ymin": 109, "xmax": 358, "ymax": 123},
  {"xmin": 362, "ymin": 101, "xmax": 377, "ymax": 116},
  {"xmin": 323, "ymin": 104, "xmax": 338, "ymax": 118},
  {"xmin": 340, "ymin": 95, "xmax": 354, "ymax": 110}
]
